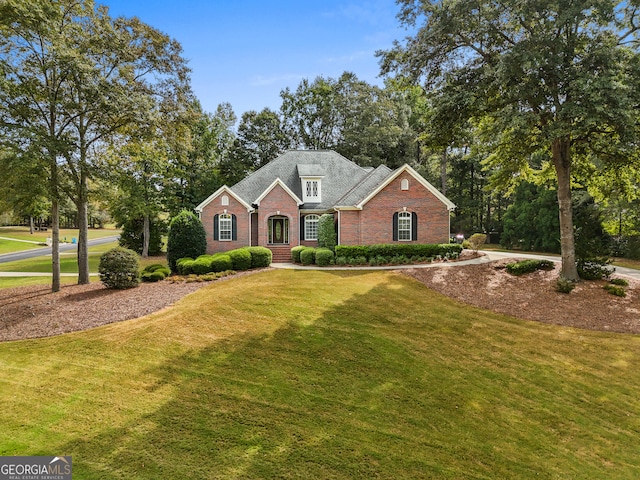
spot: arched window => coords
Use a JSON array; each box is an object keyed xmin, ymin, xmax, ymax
[
  {"xmin": 393, "ymin": 211, "xmax": 417, "ymax": 242},
  {"xmin": 221, "ymin": 194, "xmax": 229, "ymax": 206},
  {"xmin": 304, "ymin": 214, "xmax": 320, "ymax": 241},
  {"xmin": 401, "ymin": 179, "xmax": 409, "ymax": 191},
  {"xmin": 398, "ymin": 211, "xmax": 411, "ymax": 241},
  {"xmin": 218, "ymin": 213, "xmax": 232, "ymax": 241}
]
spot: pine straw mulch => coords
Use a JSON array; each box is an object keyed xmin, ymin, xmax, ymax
[
  {"xmin": 0, "ymin": 269, "xmax": 270, "ymax": 343},
  {"xmin": 1, "ymin": 259, "xmax": 639, "ymax": 343},
  {"xmin": 403, "ymin": 259, "xmax": 640, "ymax": 334}
]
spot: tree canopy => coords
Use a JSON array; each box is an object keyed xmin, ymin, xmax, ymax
[{"xmin": 379, "ymin": 0, "xmax": 640, "ymax": 280}]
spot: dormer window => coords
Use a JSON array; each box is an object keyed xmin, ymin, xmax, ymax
[{"xmin": 305, "ymin": 180, "xmax": 320, "ymax": 201}]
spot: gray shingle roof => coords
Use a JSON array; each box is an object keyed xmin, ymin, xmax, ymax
[
  {"xmin": 230, "ymin": 150, "xmax": 371, "ymax": 210},
  {"xmin": 335, "ymin": 164, "xmax": 393, "ymax": 206}
]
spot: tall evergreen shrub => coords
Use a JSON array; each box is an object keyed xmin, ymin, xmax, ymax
[
  {"xmin": 167, "ymin": 210, "xmax": 207, "ymax": 273},
  {"xmin": 318, "ymin": 214, "xmax": 337, "ymax": 251}
]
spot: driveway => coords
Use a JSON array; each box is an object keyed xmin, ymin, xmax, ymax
[{"xmin": 0, "ymin": 235, "xmax": 119, "ymax": 264}]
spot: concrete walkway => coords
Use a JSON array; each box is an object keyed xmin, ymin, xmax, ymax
[{"xmin": 271, "ymin": 250, "xmax": 640, "ymax": 281}]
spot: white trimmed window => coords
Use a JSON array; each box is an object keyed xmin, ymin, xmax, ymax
[
  {"xmin": 398, "ymin": 211, "xmax": 411, "ymax": 241},
  {"xmin": 305, "ymin": 214, "xmax": 320, "ymax": 240},
  {"xmin": 219, "ymin": 213, "xmax": 232, "ymax": 241},
  {"xmin": 302, "ymin": 179, "xmax": 321, "ymax": 203},
  {"xmin": 221, "ymin": 195, "xmax": 229, "ymax": 206},
  {"xmin": 401, "ymin": 179, "xmax": 409, "ymax": 191}
]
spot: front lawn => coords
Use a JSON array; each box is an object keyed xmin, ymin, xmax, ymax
[
  {"xmin": 0, "ymin": 270, "xmax": 638, "ymax": 478},
  {"xmin": 0, "ymin": 226, "xmax": 120, "ymax": 243},
  {"xmin": 0, "ymin": 241, "xmax": 118, "ymax": 273}
]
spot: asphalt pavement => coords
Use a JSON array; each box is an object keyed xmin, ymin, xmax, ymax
[{"xmin": 0, "ymin": 235, "xmax": 119, "ymax": 264}]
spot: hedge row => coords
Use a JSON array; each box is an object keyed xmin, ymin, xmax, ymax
[
  {"xmin": 176, "ymin": 246, "xmax": 272, "ymax": 275},
  {"xmin": 334, "ymin": 243, "xmax": 462, "ymax": 260},
  {"xmin": 291, "ymin": 243, "xmax": 462, "ymax": 267},
  {"xmin": 505, "ymin": 259, "xmax": 555, "ymax": 275}
]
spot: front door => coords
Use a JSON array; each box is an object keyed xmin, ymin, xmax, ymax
[{"xmin": 269, "ymin": 216, "xmax": 289, "ymax": 244}]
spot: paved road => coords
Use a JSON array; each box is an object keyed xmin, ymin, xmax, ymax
[{"xmin": 0, "ymin": 235, "xmax": 119, "ymax": 264}]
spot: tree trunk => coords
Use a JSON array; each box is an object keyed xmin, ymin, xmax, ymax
[
  {"xmin": 440, "ymin": 147, "xmax": 447, "ymax": 195},
  {"xmin": 77, "ymin": 197, "xmax": 90, "ymax": 284},
  {"xmin": 51, "ymin": 200, "xmax": 61, "ymax": 293},
  {"xmin": 29, "ymin": 216, "xmax": 34, "ymax": 234},
  {"xmin": 552, "ymin": 137, "xmax": 579, "ymax": 282},
  {"xmin": 142, "ymin": 213, "xmax": 150, "ymax": 258}
]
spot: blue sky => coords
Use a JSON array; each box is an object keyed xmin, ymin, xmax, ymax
[{"xmin": 102, "ymin": 0, "xmax": 409, "ymax": 118}]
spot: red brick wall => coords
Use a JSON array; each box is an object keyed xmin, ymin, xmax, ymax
[
  {"xmin": 340, "ymin": 173, "xmax": 450, "ymax": 245},
  {"xmin": 200, "ymin": 193, "xmax": 250, "ymax": 254},
  {"xmin": 257, "ymin": 184, "xmax": 300, "ymax": 247}
]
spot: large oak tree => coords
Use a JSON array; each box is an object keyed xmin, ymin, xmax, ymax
[{"xmin": 379, "ymin": 0, "xmax": 640, "ymax": 281}]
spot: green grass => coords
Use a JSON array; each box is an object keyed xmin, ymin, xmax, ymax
[
  {"xmin": 0, "ymin": 241, "xmax": 118, "ymax": 273},
  {"xmin": 0, "ymin": 238, "xmax": 44, "ymax": 254},
  {"xmin": 0, "ymin": 226, "xmax": 120, "ymax": 243},
  {"xmin": 0, "ymin": 270, "xmax": 639, "ymax": 478}
]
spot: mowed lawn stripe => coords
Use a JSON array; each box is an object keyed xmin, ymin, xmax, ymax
[{"xmin": 0, "ymin": 269, "xmax": 639, "ymax": 479}]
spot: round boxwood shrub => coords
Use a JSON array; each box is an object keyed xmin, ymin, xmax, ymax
[
  {"xmin": 176, "ymin": 257, "xmax": 194, "ymax": 275},
  {"xmin": 248, "ymin": 246, "xmax": 272, "ymax": 268},
  {"xmin": 99, "ymin": 247, "xmax": 140, "ymax": 289},
  {"xmin": 210, "ymin": 254, "xmax": 233, "ymax": 273},
  {"xmin": 141, "ymin": 270, "xmax": 166, "ymax": 282},
  {"xmin": 167, "ymin": 210, "xmax": 207, "ymax": 273},
  {"xmin": 192, "ymin": 256, "xmax": 214, "ymax": 275},
  {"xmin": 227, "ymin": 248, "xmax": 252, "ymax": 271},
  {"xmin": 300, "ymin": 247, "xmax": 316, "ymax": 265},
  {"xmin": 315, "ymin": 248, "xmax": 334, "ymax": 267},
  {"xmin": 291, "ymin": 245, "xmax": 306, "ymax": 263}
]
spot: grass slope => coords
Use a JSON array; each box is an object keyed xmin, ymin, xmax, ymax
[{"xmin": 0, "ymin": 270, "xmax": 638, "ymax": 479}]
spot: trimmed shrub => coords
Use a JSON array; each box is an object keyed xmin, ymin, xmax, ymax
[
  {"xmin": 141, "ymin": 271, "xmax": 166, "ymax": 282},
  {"xmin": 140, "ymin": 263, "xmax": 170, "ymax": 282},
  {"xmin": 315, "ymin": 248, "xmax": 334, "ymax": 266},
  {"xmin": 603, "ymin": 284, "xmax": 626, "ymax": 297},
  {"xmin": 176, "ymin": 257, "xmax": 194, "ymax": 275},
  {"xmin": 291, "ymin": 246, "xmax": 306, "ymax": 263},
  {"xmin": 300, "ymin": 247, "xmax": 316, "ymax": 265},
  {"xmin": 99, "ymin": 247, "xmax": 140, "ymax": 289},
  {"xmin": 335, "ymin": 243, "xmax": 463, "ymax": 261},
  {"xmin": 318, "ymin": 214, "xmax": 337, "ymax": 251},
  {"xmin": 556, "ymin": 278, "xmax": 576, "ymax": 294},
  {"xmin": 247, "ymin": 246, "xmax": 272, "ymax": 268},
  {"xmin": 192, "ymin": 256, "xmax": 214, "ymax": 275},
  {"xmin": 468, "ymin": 233, "xmax": 487, "ymax": 252},
  {"xmin": 228, "ymin": 248, "xmax": 252, "ymax": 271},
  {"xmin": 610, "ymin": 278, "xmax": 629, "ymax": 286},
  {"xmin": 167, "ymin": 210, "xmax": 207, "ymax": 273},
  {"xmin": 506, "ymin": 259, "xmax": 555, "ymax": 276},
  {"xmin": 577, "ymin": 257, "xmax": 614, "ymax": 280},
  {"xmin": 210, "ymin": 254, "xmax": 233, "ymax": 273}
]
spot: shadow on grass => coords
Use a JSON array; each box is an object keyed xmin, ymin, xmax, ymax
[{"xmin": 54, "ymin": 272, "xmax": 640, "ymax": 479}]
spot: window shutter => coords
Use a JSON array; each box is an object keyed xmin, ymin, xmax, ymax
[
  {"xmin": 412, "ymin": 212, "xmax": 418, "ymax": 241},
  {"xmin": 232, "ymin": 214, "xmax": 237, "ymax": 241},
  {"xmin": 392, "ymin": 212, "xmax": 398, "ymax": 241},
  {"xmin": 300, "ymin": 216, "xmax": 305, "ymax": 241},
  {"xmin": 213, "ymin": 214, "xmax": 219, "ymax": 241}
]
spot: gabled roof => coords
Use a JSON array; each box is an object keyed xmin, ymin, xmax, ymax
[
  {"xmin": 194, "ymin": 185, "xmax": 253, "ymax": 213},
  {"xmin": 230, "ymin": 150, "xmax": 370, "ymax": 210},
  {"xmin": 254, "ymin": 178, "xmax": 303, "ymax": 206},
  {"xmin": 356, "ymin": 164, "xmax": 456, "ymax": 211}
]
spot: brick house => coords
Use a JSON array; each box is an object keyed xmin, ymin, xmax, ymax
[{"xmin": 195, "ymin": 150, "xmax": 455, "ymax": 262}]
